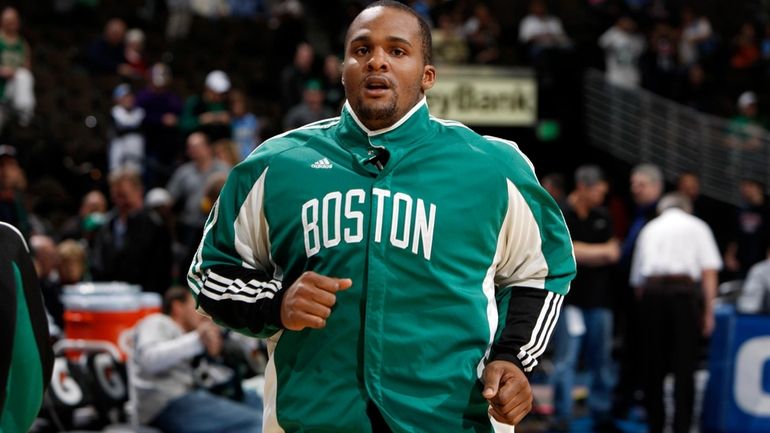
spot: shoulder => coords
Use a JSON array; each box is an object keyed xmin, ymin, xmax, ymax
[
  {"xmin": 233, "ymin": 117, "xmax": 341, "ymax": 177},
  {"xmin": 430, "ymin": 118, "xmax": 539, "ymax": 182}
]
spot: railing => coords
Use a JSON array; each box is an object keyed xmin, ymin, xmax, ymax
[{"xmin": 584, "ymin": 68, "xmax": 770, "ymax": 206}]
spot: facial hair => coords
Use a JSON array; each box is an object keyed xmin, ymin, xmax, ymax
[
  {"xmin": 355, "ymin": 86, "xmax": 399, "ymax": 128},
  {"xmin": 354, "ymin": 79, "xmax": 424, "ymax": 130}
]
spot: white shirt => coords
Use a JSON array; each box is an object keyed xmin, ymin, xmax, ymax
[
  {"xmin": 519, "ymin": 14, "xmax": 567, "ymax": 44},
  {"xmin": 598, "ymin": 26, "xmax": 645, "ymax": 88},
  {"xmin": 679, "ymin": 17, "xmax": 712, "ymax": 65},
  {"xmin": 630, "ymin": 208, "xmax": 722, "ymax": 287}
]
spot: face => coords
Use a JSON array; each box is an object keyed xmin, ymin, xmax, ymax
[
  {"xmin": 174, "ymin": 294, "xmax": 204, "ymax": 332},
  {"xmin": 585, "ymin": 181, "xmax": 609, "ymax": 207},
  {"xmin": 81, "ymin": 191, "xmax": 107, "ymax": 216},
  {"xmin": 631, "ymin": 172, "xmax": 662, "ymax": 206},
  {"xmin": 740, "ymin": 181, "xmax": 764, "ymax": 205},
  {"xmin": 59, "ymin": 255, "xmax": 85, "ymax": 284},
  {"xmin": 110, "ymin": 178, "xmax": 142, "ymax": 213},
  {"xmin": 1, "ymin": 8, "xmax": 19, "ymax": 33},
  {"xmin": 343, "ymin": 6, "xmax": 435, "ymax": 131},
  {"xmin": 677, "ymin": 174, "xmax": 700, "ymax": 199},
  {"xmin": 187, "ymin": 133, "xmax": 211, "ymax": 161}
]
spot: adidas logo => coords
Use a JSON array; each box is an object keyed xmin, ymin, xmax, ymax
[{"xmin": 311, "ymin": 158, "xmax": 333, "ymax": 169}]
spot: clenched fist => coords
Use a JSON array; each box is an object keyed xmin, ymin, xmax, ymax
[{"xmin": 280, "ymin": 271, "xmax": 352, "ymax": 331}]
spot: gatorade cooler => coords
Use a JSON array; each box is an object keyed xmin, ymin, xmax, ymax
[
  {"xmin": 62, "ymin": 282, "xmax": 143, "ymax": 359},
  {"xmin": 139, "ymin": 292, "xmax": 162, "ymax": 318}
]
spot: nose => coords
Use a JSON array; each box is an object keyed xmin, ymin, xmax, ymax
[{"xmin": 367, "ymin": 47, "xmax": 388, "ymax": 71}]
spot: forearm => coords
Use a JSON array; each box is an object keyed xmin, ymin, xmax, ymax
[
  {"xmin": 490, "ymin": 286, "xmax": 563, "ymax": 373},
  {"xmin": 701, "ymin": 269, "xmax": 718, "ymax": 313},
  {"xmin": 136, "ymin": 331, "xmax": 204, "ymax": 374},
  {"xmin": 191, "ymin": 265, "xmax": 285, "ymax": 338},
  {"xmin": 573, "ymin": 240, "xmax": 619, "ymax": 266}
]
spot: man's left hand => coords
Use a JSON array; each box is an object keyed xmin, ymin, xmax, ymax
[{"xmin": 481, "ymin": 360, "xmax": 533, "ymax": 425}]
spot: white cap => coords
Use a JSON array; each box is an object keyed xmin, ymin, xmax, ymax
[
  {"xmin": 145, "ymin": 187, "xmax": 172, "ymax": 208},
  {"xmin": 738, "ymin": 91, "xmax": 757, "ymax": 109},
  {"xmin": 205, "ymin": 70, "xmax": 231, "ymax": 93}
]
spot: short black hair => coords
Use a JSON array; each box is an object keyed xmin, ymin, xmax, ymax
[{"xmin": 347, "ymin": 0, "xmax": 433, "ymax": 65}]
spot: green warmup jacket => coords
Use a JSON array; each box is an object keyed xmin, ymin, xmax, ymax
[
  {"xmin": 0, "ymin": 222, "xmax": 53, "ymax": 433},
  {"xmin": 188, "ymin": 98, "xmax": 576, "ymax": 433}
]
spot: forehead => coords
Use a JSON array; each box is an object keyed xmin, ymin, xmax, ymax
[{"xmin": 347, "ymin": 6, "xmax": 421, "ymax": 46}]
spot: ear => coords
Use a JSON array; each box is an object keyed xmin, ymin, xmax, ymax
[{"xmin": 421, "ymin": 64, "xmax": 436, "ymax": 92}]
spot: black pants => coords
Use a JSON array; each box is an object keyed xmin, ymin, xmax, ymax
[{"xmin": 640, "ymin": 282, "xmax": 701, "ymax": 433}]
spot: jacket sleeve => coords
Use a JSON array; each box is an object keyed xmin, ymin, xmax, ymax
[
  {"xmin": 187, "ymin": 157, "xmax": 285, "ymax": 338},
  {"xmin": 487, "ymin": 139, "xmax": 576, "ymax": 373}
]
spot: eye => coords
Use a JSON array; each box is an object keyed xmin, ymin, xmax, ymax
[
  {"xmin": 391, "ymin": 48, "xmax": 406, "ymax": 57},
  {"xmin": 354, "ymin": 46, "xmax": 369, "ymax": 56}
]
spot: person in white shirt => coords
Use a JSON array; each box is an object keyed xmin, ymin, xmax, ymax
[
  {"xmin": 518, "ymin": 0, "xmax": 570, "ymax": 59},
  {"xmin": 630, "ymin": 192, "xmax": 722, "ymax": 433},
  {"xmin": 679, "ymin": 6, "xmax": 714, "ymax": 67},
  {"xmin": 131, "ymin": 286, "xmax": 262, "ymax": 433},
  {"xmin": 598, "ymin": 16, "xmax": 645, "ymax": 89}
]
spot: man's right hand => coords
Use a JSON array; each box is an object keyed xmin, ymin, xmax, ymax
[{"xmin": 280, "ymin": 271, "xmax": 352, "ymax": 331}]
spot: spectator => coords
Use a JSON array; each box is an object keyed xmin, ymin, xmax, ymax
[
  {"xmin": 614, "ymin": 162, "xmax": 664, "ymax": 419},
  {"xmin": 213, "ymin": 139, "xmax": 240, "ymax": 167},
  {"xmin": 431, "ymin": 9, "xmax": 469, "ymax": 65},
  {"xmin": 166, "ymin": 0, "xmax": 193, "ymax": 41},
  {"xmin": 730, "ymin": 21, "xmax": 760, "ymax": 71},
  {"xmin": 136, "ymin": 63, "xmax": 183, "ymax": 188},
  {"xmin": 321, "ymin": 54, "xmax": 345, "ymax": 112},
  {"xmin": 122, "ymin": 28, "xmax": 148, "ymax": 80},
  {"xmin": 57, "ymin": 239, "xmax": 88, "ymax": 285},
  {"xmin": 630, "ymin": 192, "xmax": 721, "ymax": 433},
  {"xmin": 0, "ymin": 145, "xmax": 28, "ymax": 236},
  {"xmin": 641, "ymin": 21, "xmax": 681, "ymax": 99},
  {"xmin": 229, "ymin": 90, "xmax": 261, "ymax": 161},
  {"xmin": 180, "ymin": 70, "xmax": 232, "ymax": 142},
  {"xmin": 541, "ymin": 172, "xmax": 566, "ymax": 207},
  {"xmin": 283, "ymin": 79, "xmax": 334, "ymax": 131},
  {"xmin": 462, "ymin": 3, "xmax": 501, "ymax": 64},
  {"xmin": 131, "ymin": 286, "xmax": 262, "ymax": 433},
  {"xmin": 280, "ymin": 42, "xmax": 316, "ymax": 112},
  {"xmin": 166, "ymin": 132, "xmax": 229, "ymax": 270},
  {"xmin": 87, "ymin": 18, "xmax": 129, "ymax": 75},
  {"xmin": 89, "ymin": 168, "xmax": 172, "ymax": 294},
  {"xmin": 109, "ymin": 83, "xmax": 146, "ymax": 175},
  {"xmin": 737, "ymin": 242, "xmax": 770, "ymax": 314},
  {"xmin": 678, "ymin": 6, "xmax": 714, "ymax": 67},
  {"xmin": 599, "ymin": 16, "xmax": 645, "ymax": 89},
  {"xmin": 549, "ymin": 165, "xmax": 620, "ymax": 433},
  {"xmin": 725, "ymin": 90, "xmax": 766, "ymax": 151},
  {"xmin": 30, "ymin": 234, "xmax": 63, "ymax": 329},
  {"xmin": 59, "ymin": 190, "xmax": 108, "ymax": 243},
  {"xmin": 519, "ymin": 0, "xmax": 571, "ymax": 59},
  {"xmin": 682, "ymin": 63, "xmax": 717, "ymax": 114},
  {"xmin": 0, "ymin": 7, "xmax": 34, "ymax": 128},
  {"xmin": 724, "ymin": 178, "xmax": 770, "ymax": 278},
  {"xmin": 676, "ymin": 170, "xmax": 728, "ymax": 249}
]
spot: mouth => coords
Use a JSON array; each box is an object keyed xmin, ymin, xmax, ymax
[{"xmin": 362, "ymin": 76, "xmax": 392, "ymax": 96}]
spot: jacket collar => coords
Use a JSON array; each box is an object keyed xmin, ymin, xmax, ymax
[{"xmin": 336, "ymin": 97, "xmax": 433, "ymax": 153}]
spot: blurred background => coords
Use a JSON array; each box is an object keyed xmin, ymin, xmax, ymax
[{"xmin": 2, "ymin": 0, "xmax": 770, "ymax": 432}]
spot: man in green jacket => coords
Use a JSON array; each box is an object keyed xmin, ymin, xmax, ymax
[{"xmin": 188, "ymin": 2, "xmax": 576, "ymax": 432}]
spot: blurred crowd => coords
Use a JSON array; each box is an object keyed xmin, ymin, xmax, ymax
[{"xmin": 0, "ymin": 0, "xmax": 769, "ymax": 432}]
